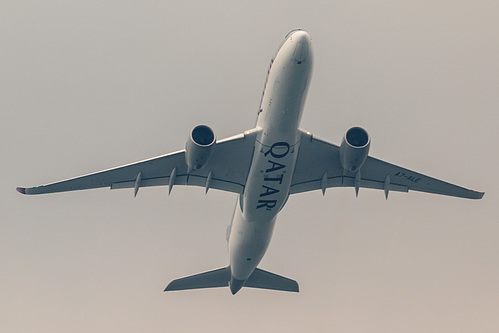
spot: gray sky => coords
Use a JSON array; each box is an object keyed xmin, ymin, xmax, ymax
[{"xmin": 2, "ymin": 1, "xmax": 498, "ymax": 332}]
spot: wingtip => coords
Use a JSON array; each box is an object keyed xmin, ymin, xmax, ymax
[{"xmin": 16, "ymin": 187, "xmax": 26, "ymax": 194}]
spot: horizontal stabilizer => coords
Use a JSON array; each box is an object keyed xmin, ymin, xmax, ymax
[
  {"xmin": 164, "ymin": 266, "xmax": 299, "ymax": 293},
  {"xmin": 165, "ymin": 267, "xmax": 230, "ymax": 291},
  {"xmin": 245, "ymin": 268, "xmax": 299, "ymax": 292}
]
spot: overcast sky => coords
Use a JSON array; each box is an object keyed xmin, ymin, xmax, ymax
[{"xmin": 1, "ymin": 1, "xmax": 498, "ymax": 332}]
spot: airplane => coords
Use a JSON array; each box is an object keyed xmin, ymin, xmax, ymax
[{"xmin": 17, "ymin": 29, "xmax": 484, "ymax": 295}]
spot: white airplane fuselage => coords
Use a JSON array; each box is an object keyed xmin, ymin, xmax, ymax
[{"xmin": 227, "ymin": 30, "xmax": 313, "ymax": 293}]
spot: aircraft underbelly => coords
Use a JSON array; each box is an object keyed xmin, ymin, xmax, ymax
[{"xmin": 228, "ymin": 30, "xmax": 313, "ymax": 283}]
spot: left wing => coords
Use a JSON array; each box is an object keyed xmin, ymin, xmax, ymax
[
  {"xmin": 17, "ymin": 129, "xmax": 260, "ymax": 196},
  {"xmin": 290, "ymin": 130, "xmax": 484, "ymax": 199}
]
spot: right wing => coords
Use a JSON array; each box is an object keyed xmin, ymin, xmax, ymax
[
  {"xmin": 17, "ymin": 129, "xmax": 260, "ymax": 196},
  {"xmin": 290, "ymin": 130, "xmax": 484, "ymax": 199}
]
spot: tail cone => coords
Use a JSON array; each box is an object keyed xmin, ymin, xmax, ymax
[{"xmin": 230, "ymin": 276, "xmax": 245, "ymax": 295}]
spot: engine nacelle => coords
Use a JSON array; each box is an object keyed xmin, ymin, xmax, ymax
[
  {"xmin": 185, "ymin": 125, "xmax": 216, "ymax": 172},
  {"xmin": 339, "ymin": 126, "xmax": 371, "ymax": 172}
]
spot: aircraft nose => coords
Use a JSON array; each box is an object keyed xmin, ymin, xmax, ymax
[{"xmin": 292, "ymin": 31, "xmax": 311, "ymax": 64}]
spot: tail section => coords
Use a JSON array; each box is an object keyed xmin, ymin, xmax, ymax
[{"xmin": 164, "ymin": 266, "xmax": 299, "ymax": 294}]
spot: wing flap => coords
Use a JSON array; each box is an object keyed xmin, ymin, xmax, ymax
[
  {"xmin": 110, "ymin": 174, "xmax": 243, "ymax": 193},
  {"xmin": 340, "ymin": 176, "xmax": 409, "ymax": 192},
  {"xmin": 291, "ymin": 176, "xmax": 409, "ymax": 195}
]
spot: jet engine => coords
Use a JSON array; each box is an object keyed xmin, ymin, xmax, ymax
[
  {"xmin": 185, "ymin": 125, "xmax": 216, "ymax": 172},
  {"xmin": 339, "ymin": 126, "xmax": 370, "ymax": 172}
]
